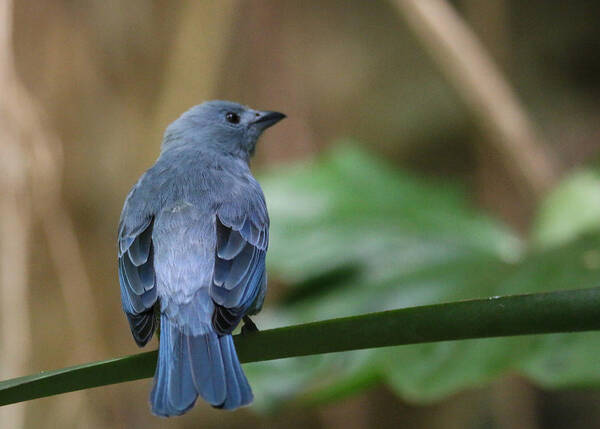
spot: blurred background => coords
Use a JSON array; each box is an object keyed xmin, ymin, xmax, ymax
[{"xmin": 1, "ymin": 0, "xmax": 600, "ymax": 428}]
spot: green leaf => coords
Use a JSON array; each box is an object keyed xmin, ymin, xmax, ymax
[
  {"xmin": 532, "ymin": 169, "xmax": 600, "ymax": 249},
  {"xmin": 263, "ymin": 143, "xmax": 522, "ymax": 288},
  {"xmin": 1, "ymin": 288, "xmax": 599, "ymax": 407}
]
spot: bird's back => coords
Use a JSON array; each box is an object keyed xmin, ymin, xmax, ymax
[{"xmin": 153, "ymin": 201, "xmax": 217, "ymax": 335}]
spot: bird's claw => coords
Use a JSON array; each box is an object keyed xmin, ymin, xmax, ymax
[{"xmin": 241, "ymin": 316, "xmax": 259, "ymax": 335}]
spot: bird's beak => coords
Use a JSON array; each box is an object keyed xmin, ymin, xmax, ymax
[{"xmin": 251, "ymin": 110, "xmax": 286, "ymax": 130}]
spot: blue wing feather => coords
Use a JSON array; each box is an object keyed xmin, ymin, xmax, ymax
[
  {"xmin": 128, "ymin": 224, "xmax": 153, "ymax": 266},
  {"xmin": 210, "ymin": 201, "xmax": 268, "ymax": 334},
  {"xmin": 223, "ymin": 244, "xmax": 256, "ymax": 291},
  {"xmin": 218, "ymin": 229, "xmax": 247, "ymax": 260},
  {"xmin": 118, "ymin": 191, "xmax": 157, "ymax": 347},
  {"xmin": 213, "ymin": 257, "xmax": 232, "ymax": 286}
]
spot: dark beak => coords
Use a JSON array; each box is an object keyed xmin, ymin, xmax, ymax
[{"xmin": 252, "ymin": 110, "xmax": 286, "ymax": 130}]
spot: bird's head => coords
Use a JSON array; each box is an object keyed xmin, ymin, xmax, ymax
[{"xmin": 162, "ymin": 100, "xmax": 285, "ymax": 160}]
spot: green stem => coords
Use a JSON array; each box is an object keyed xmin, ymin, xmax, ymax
[{"xmin": 2, "ymin": 287, "xmax": 600, "ymax": 406}]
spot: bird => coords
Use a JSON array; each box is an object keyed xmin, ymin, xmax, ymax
[{"xmin": 117, "ymin": 100, "xmax": 285, "ymax": 416}]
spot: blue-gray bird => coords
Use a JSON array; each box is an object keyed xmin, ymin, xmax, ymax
[{"xmin": 117, "ymin": 100, "xmax": 285, "ymax": 416}]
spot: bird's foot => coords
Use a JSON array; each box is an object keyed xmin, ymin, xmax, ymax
[{"xmin": 241, "ymin": 316, "xmax": 259, "ymax": 335}]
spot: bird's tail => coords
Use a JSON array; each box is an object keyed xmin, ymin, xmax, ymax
[{"xmin": 150, "ymin": 314, "xmax": 253, "ymax": 417}]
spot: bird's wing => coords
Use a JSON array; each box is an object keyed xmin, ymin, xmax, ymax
[
  {"xmin": 211, "ymin": 184, "xmax": 269, "ymax": 334},
  {"xmin": 118, "ymin": 183, "xmax": 158, "ymax": 346}
]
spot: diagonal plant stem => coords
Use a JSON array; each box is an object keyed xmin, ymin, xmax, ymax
[
  {"xmin": 392, "ymin": 0, "xmax": 557, "ymax": 198},
  {"xmin": 1, "ymin": 287, "xmax": 600, "ymax": 407}
]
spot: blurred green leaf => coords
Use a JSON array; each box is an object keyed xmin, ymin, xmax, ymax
[
  {"xmin": 247, "ymin": 144, "xmax": 600, "ymax": 409},
  {"xmin": 532, "ymin": 169, "xmax": 600, "ymax": 249}
]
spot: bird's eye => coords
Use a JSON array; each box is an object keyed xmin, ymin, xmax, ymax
[{"xmin": 225, "ymin": 112, "xmax": 240, "ymax": 124}]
